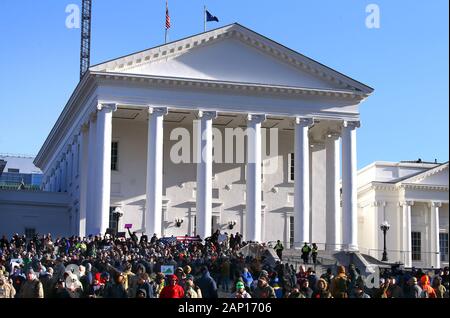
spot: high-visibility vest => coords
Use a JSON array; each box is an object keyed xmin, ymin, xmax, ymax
[{"xmin": 302, "ymin": 246, "xmax": 310, "ymax": 253}]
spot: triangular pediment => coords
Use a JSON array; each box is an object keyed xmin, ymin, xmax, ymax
[
  {"xmin": 399, "ymin": 163, "xmax": 449, "ymax": 186},
  {"xmin": 90, "ymin": 24, "xmax": 373, "ymax": 94}
]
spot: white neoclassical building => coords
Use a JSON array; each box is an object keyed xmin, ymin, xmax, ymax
[
  {"xmin": 357, "ymin": 161, "xmax": 449, "ymax": 269},
  {"xmin": 35, "ymin": 24, "xmax": 375, "ymax": 251}
]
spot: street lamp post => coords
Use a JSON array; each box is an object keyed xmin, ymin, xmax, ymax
[{"xmin": 380, "ymin": 221, "xmax": 390, "ymax": 262}]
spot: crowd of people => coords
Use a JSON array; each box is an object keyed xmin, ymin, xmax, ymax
[{"xmin": 0, "ymin": 230, "xmax": 448, "ymax": 299}]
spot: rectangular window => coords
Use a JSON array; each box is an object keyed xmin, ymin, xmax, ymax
[
  {"xmin": 289, "ymin": 216, "xmax": 294, "ymax": 249},
  {"xmin": 111, "ymin": 141, "xmax": 119, "ymax": 171},
  {"xmin": 25, "ymin": 228, "xmax": 36, "ymax": 239},
  {"xmin": 288, "ymin": 153, "xmax": 294, "ymax": 182},
  {"xmin": 440, "ymin": 232, "xmax": 449, "ymax": 262},
  {"xmin": 412, "ymin": 231, "xmax": 421, "ymax": 261},
  {"xmin": 193, "ymin": 216, "xmax": 197, "ymax": 236},
  {"xmin": 8, "ymin": 168, "xmax": 20, "ymax": 173},
  {"xmin": 109, "ymin": 207, "xmax": 119, "ymax": 234}
]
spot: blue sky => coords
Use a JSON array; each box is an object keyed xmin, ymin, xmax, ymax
[{"xmin": 0, "ymin": 0, "xmax": 448, "ymax": 168}]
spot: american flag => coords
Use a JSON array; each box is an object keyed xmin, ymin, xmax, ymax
[{"xmin": 165, "ymin": 1, "xmax": 171, "ymax": 30}]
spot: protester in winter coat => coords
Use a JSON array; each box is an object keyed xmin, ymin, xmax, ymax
[
  {"xmin": 330, "ymin": 266, "xmax": 349, "ymax": 298},
  {"xmin": 0, "ymin": 275, "xmax": 16, "ymax": 298},
  {"xmin": 233, "ymin": 281, "xmax": 251, "ymax": 298},
  {"xmin": 159, "ymin": 275, "xmax": 185, "ymax": 298},
  {"xmin": 253, "ymin": 276, "xmax": 276, "ymax": 298},
  {"xmin": 420, "ymin": 275, "xmax": 437, "ymax": 298},
  {"xmin": 18, "ymin": 269, "xmax": 44, "ymax": 298},
  {"xmin": 241, "ymin": 268, "xmax": 254, "ymax": 289},
  {"xmin": 432, "ymin": 276, "xmax": 447, "ymax": 298},
  {"xmin": 196, "ymin": 266, "xmax": 218, "ymax": 298},
  {"xmin": 312, "ymin": 278, "xmax": 332, "ymax": 298},
  {"xmin": 405, "ymin": 277, "xmax": 424, "ymax": 298}
]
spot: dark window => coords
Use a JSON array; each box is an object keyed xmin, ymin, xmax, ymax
[
  {"xmin": 289, "ymin": 216, "xmax": 294, "ymax": 249},
  {"xmin": 412, "ymin": 232, "xmax": 421, "ymax": 261},
  {"xmin": 288, "ymin": 153, "xmax": 295, "ymax": 182},
  {"xmin": 109, "ymin": 207, "xmax": 119, "ymax": 235},
  {"xmin": 8, "ymin": 168, "xmax": 20, "ymax": 173},
  {"xmin": 25, "ymin": 228, "xmax": 36, "ymax": 239},
  {"xmin": 111, "ymin": 142, "xmax": 119, "ymax": 171},
  {"xmin": 440, "ymin": 233, "xmax": 449, "ymax": 262}
]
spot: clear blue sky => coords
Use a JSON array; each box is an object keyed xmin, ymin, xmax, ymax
[{"xmin": 0, "ymin": 0, "xmax": 448, "ymax": 168}]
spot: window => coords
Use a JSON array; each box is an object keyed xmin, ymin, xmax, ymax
[
  {"xmin": 25, "ymin": 228, "xmax": 36, "ymax": 239},
  {"xmin": 288, "ymin": 153, "xmax": 294, "ymax": 182},
  {"xmin": 289, "ymin": 216, "xmax": 294, "ymax": 249},
  {"xmin": 411, "ymin": 232, "xmax": 421, "ymax": 261},
  {"xmin": 440, "ymin": 233, "xmax": 449, "ymax": 262},
  {"xmin": 193, "ymin": 216, "xmax": 197, "ymax": 236},
  {"xmin": 111, "ymin": 142, "xmax": 119, "ymax": 171},
  {"xmin": 8, "ymin": 168, "xmax": 20, "ymax": 173},
  {"xmin": 109, "ymin": 207, "xmax": 119, "ymax": 234}
]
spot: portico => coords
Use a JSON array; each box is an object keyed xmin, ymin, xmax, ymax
[{"xmin": 34, "ymin": 23, "xmax": 374, "ymax": 251}]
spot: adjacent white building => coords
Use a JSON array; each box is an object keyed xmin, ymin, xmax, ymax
[
  {"xmin": 357, "ymin": 160, "xmax": 449, "ymax": 269},
  {"xmin": 29, "ymin": 23, "xmax": 448, "ymax": 268}
]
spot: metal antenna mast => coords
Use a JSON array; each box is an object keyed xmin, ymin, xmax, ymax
[{"xmin": 80, "ymin": 0, "xmax": 92, "ymax": 80}]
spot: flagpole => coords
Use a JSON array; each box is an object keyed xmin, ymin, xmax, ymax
[{"xmin": 204, "ymin": 5, "xmax": 206, "ymax": 33}]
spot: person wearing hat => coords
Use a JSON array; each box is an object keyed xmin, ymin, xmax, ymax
[
  {"xmin": 184, "ymin": 275, "xmax": 200, "ymax": 298},
  {"xmin": 233, "ymin": 281, "xmax": 251, "ymax": 298},
  {"xmin": 312, "ymin": 278, "xmax": 332, "ymax": 298},
  {"xmin": 159, "ymin": 274, "xmax": 185, "ymax": 298},
  {"xmin": 253, "ymin": 274, "xmax": 276, "ymax": 298},
  {"xmin": 330, "ymin": 266, "xmax": 349, "ymax": 298},
  {"xmin": 350, "ymin": 280, "xmax": 370, "ymax": 299},
  {"xmin": 154, "ymin": 272, "xmax": 166, "ymax": 298},
  {"xmin": 18, "ymin": 268, "xmax": 44, "ymax": 298}
]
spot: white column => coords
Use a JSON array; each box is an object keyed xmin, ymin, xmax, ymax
[
  {"xmin": 401, "ymin": 201, "xmax": 414, "ymax": 267},
  {"xmin": 431, "ymin": 202, "xmax": 442, "ymax": 269},
  {"xmin": 86, "ymin": 114, "xmax": 97, "ymax": 235},
  {"xmin": 78, "ymin": 126, "xmax": 89, "ymax": 237},
  {"xmin": 145, "ymin": 107, "xmax": 168, "ymax": 237},
  {"xmin": 196, "ymin": 110, "xmax": 217, "ymax": 239},
  {"xmin": 294, "ymin": 117, "xmax": 313, "ymax": 247},
  {"xmin": 325, "ymin": 132, "xmax": 341, "ymax": 251},
  {"xmin": 93, "ymin": 103, "xmax": 116, "ymax": 235},
  {"xmin": 341, "ymin": 120, "xmax": 359, "ymax": 251},
  {"xmin": 246, "ymin": 114, "xmax": 266, "ymax": 242}
]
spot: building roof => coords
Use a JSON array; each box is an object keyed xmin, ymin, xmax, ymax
[{"xmin": 0, "ymin": 154, "xmax": 42, "ymax": 174}]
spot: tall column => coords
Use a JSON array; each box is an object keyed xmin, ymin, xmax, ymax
[
  {"xmin": 246, "ymin": 114, "xmax": 266, "ymax": 242},
  {"xmin": 78, "ymin": 126, "xmax": 89, "ymax": 237},
  {"xmin": 196, "ymin": 111, "xmax": 217, "ymax": 239},
  {"xmin": 341, "ymin": 120, "xmax": 359, "ymax": 251},
  {"xmin": 431, "ymin": 202, "xmax": 442, "ymax": 269},
  {"xmin": 85, "ymin": 115, "xmax": 97, "ymax": 235},
  {"xmin": 145, "ymin": 107, "xmax": 168, "ymax": 237},
  {"xmin": 401, "ymin": 201, "xmax": 414, "ymax": 267},
  {"xmin": 325, "ymin": 132, "xmax": 341, "ymax": 251},
  {"xmin": 294, "ymin": 117, "xmax": 313, "ymax": 247},
  {"xmin": 93, "ymin": 103, "xmax": 116, "ymax": 235}
]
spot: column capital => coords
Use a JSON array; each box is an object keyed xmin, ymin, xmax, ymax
[
  {"xmin": 295, "ymin": 117, "xmax": 314, "ymax": 126},
  {"xmin": 80, "ymin": 122, "xmax": 89, "ymax": 133},
  {"xmin": 399, "ymin": 200, "xmax": 414, "ymax": 207},
  {"xmin": 247, "ymin": 113, "xmax": 266, "ymax": 123},
  {"xmin": 97, "ymin": 103, "xmax": 117, "ymax": 112},
  {"xmin": 430, "ymin": 201, "xmax": 442, "ymax": 208},
  {"xmin": 148, "ymin": 106, "xmax": 168, "ymax": 116},
  {"xmin": 343, "ymin": 120, "xmax": 361, "ymax": 129}
]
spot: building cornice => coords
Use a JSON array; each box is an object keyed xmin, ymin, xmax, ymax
[{"xmin": 92, "ymin": 71, "xmax": 365, "ymax": 100}]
